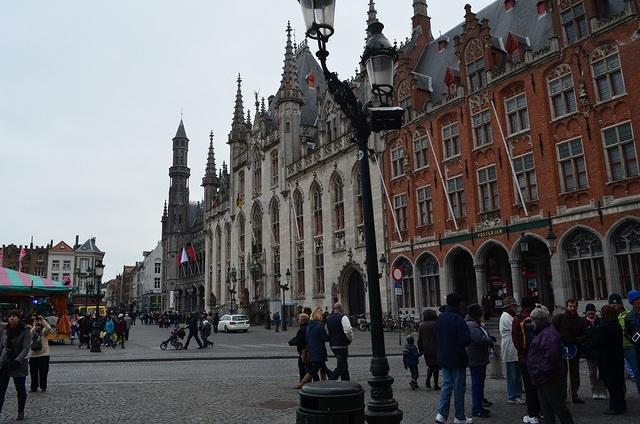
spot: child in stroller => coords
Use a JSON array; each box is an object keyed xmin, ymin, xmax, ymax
[{"xmin": 160, "ymin": 325, "xmax": 186, "ymax": 350}]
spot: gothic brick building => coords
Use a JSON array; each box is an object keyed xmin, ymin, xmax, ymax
[{"xmin": 383, "ymin": 0, "xmax": 640, "ymax": 315}]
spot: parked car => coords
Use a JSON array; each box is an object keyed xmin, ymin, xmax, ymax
[{"xmin": 217, "ymin": 314, "xmax": 250, "ymax": 333}]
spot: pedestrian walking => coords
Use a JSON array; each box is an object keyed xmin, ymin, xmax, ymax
[
  {"xmin": 212, "ymin": 312, "xmax": 220, "ymax": 334},
  {"xmin": 512, "ymin": 296, "xmax": 541, "ymax": 424},
  {"xmin": 201, "ymin": 315, "xmax": 213, "ymax": 347},
  {"xmin": 272, "ymin": 311, "xmax": 281, "ymax": 332},
  {"xmin": 70, "ymin": 314, "xmax": 79, "ymax": 345},
  {"xmin": 594, "ymin": 305, "xmax": 626, "ymax": 415},
  {"xmin": 183, "ymin": 312, "xmax": 204, "ymax": 350},
  {"xmin": 435, "ymin": 293, "xmax": 472, "ymax": 424},
  {"xmin": 553, "ymin": 298, "xmax": 587, "ymax": 403},
  {"xmin": 417, "ymin": 309, "xmax": 439, "ymax": 390},
  {"xmin": 500, "ymin": 297, "xmax": 524, "ymax": 404},
  {"xmin": 301, "ymin": 308, "xmax": 330, "ymax": 386},
  {"xmin": 620, "ymin": 290, "xmax": 640, "ymax": 394},
  {"xmin": 28, "ymin": 316, "xmax": 52, "ymax": 393},
  {"xmin": 103, "ymin": 316, "xmax": 115, "ymax": 347},
  {"xmin": 466, "ymin": 304, "xmax": 494, "ymax": 419},
  {"xmin": 288, "ymin": 313, "xmax": 310, "ymax": 386},
  {"xmin": 403, "ymin": 335, "xmax": 421, "ymax": 390},
  {"xmin": 78, "ymin": 314, "xmax": 91, "ymax": 349},
  {"xmin": 527, "ymin": 305, "xmax": 575, "ymax": 424},
  {"xmin": 582, "ymin": 303, "xmax": 606, "ymax": 400},
  {"xmin": 326, "ymin": 302, "xmax": 353, "ymax": 381},
  {"xmin": 123, "ymin": 313, "xmax": 132, "ymax": 341},
  {"xmin": 115, "ymin": 314, "xmax": 126, "ymax": 349},
  {"xmin": 0, "ymin": 310, "xmax": 31, "ymax": 421}
]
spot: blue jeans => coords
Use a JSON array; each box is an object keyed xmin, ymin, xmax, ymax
[
  {"xmin": 623, "ymin": 346, "xmax": 640, "ymax": 394},
  {"xmin": 470, "ymin": 365, "xmax": 487, "ymax": 415},
  {"xmin": 330, "ymin": 348, "xmax": 350, "ymax": 381},
  {"xmin": 0, "ymin": 375, "xmax": 26, "ymax": 413},
  {"xmin": 506, "ymin": 361, "xmax": 523, "ymax": 400},
  {"xmin": 437, "ymin": 367, "xmax": 467, "ymax": 421}
]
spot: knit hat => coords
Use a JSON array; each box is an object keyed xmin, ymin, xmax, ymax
[
  {"xmin": 530, "ymin": 304, "xmax": 549, "ymax": 321},
  {"xmin": 608, "ymin": 293, "xmax": 623, "ymax": 305},
  {"xmin": 584, "ymin": 303, "xmax": 596, "ymax": 313},
  {"xmin": 446, "ymin": 293, "xmax": 463, "ymax": 307},
  {"xmin": 406, "ymin": 335, "xmax": 415, "ymax": 345},
  {"xmin": 628, "ymin": 290, "xmax": 640, "ymax": 304}
]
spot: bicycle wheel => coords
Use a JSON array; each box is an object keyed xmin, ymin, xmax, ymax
[{"xmin": 160, "ymin": 342, "xmax": 167, "ymax": 350}]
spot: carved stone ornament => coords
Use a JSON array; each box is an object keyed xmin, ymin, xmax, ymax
[
  {"xmin": 469, "ymin": 90, "xmax": 489, "ymax": 113},
  {"xmin": 508, "ymin": 133, "xmax": 532, "ymax": 147},
  {"xmin": 465, "ymin": 38, "xmax": 484, "ymax": 62},
  {"xmin": 591, "ymin": 44, "xmax": 618, "ymax": 62},
  {"xmin": 398, "ymin": 80, "xmax": 412, "ymax": 101},
  {"xmin": 546, "ymin": 64, "xmax": 572, "ymax": 82},
  {"xmin": 477, "ymin": 213, "xmax": 503, "ymax": 231}
]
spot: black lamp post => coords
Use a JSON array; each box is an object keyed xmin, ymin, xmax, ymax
[
  {"xmin": 280, "ymin": 270, "xmax": 289, "ymax": 331},
  {"xmin": 298, "ymin": 2, "xmax": 403, "ymax": 422}
]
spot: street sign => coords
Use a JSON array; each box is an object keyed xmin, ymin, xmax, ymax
[
  {"xmin": 391, "ymin": 267, "xmax": 403, "ymax": 281},
  {"xmin": 394, "ymin": 280, "xmax": 402, "ymax": 296}
]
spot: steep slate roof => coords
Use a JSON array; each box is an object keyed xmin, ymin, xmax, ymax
[
  {"xmin": 414, "ymin": 0, "xmax": 555, "ymax": 103},
  {"xmin": 188, "ymin": 202, "xmax": 204, "ymax": 228},
  {"xmin": 76, "ymin": 238, "xmax": 103, "ymax": 254},
  {"xmin": 174, "ymin": 119, "xmax": 188, "ymax": 139},
  {"xmin": 297, "ymin": 44, "xmax": 326, "ymax": 127}
]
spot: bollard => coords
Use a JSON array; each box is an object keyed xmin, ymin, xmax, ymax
[{"xmin": 297, "ymin": 381, "xmax": 364, "ymax": 424}]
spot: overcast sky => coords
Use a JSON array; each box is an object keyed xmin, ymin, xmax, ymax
[{"xmin": 0, "ymin": 0, "xmax": 493, "ymax": 280}]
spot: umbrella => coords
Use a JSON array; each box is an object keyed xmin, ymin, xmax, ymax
[{"xmin": 0, "ymin": 266, "xmax": 71, "ymax": 295}]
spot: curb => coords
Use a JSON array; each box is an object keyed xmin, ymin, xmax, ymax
[{"xmin": 51, "ymin": 352, "xmax": 403, "ymax": 365}]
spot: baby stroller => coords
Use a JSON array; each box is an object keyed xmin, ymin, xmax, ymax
[{"xmin": 160, "ymin": 326, "xmax": 186, "ymax": 350}]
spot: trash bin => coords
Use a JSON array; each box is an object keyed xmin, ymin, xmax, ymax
[{"xmin": 297, "ymin": 381, "xmax": 365, "ymax": 424}]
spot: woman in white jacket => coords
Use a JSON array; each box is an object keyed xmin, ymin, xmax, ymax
[
  {"xmin": 500, "ymin": 297, "xmax": 524, "ymax": 404},
  {"xmin": 28, "ymin": 316, "xmax": 52, "ymax": 393}
]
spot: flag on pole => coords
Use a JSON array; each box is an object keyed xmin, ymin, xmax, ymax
[
  {"xmin": 18, "ymin": 247, "xmax": 27, "ymax": 272},
  {"xmin": 186, "ymin": 245, "xmax": 197, "ymax": 262},
  {"xmin": 180, "ymin": 247, "xmax": 189, "ymax": 264}
]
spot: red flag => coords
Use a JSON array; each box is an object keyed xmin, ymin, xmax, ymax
[
  {"xmin": 176, "ymin": 250, "xmax": 182, "ymax": 267},
  {"xmin": 187, "ymin": 245, "xmax": 197, "ymax": 262},
  {"xmin": 18, "ymin": 247, "xmax": 27, "ymax": 272}
]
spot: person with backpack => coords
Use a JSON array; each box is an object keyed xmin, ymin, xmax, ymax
[
  {"xmin": 28, "ymin": 316, "xmax": 53, "ymax": 393},
  {"xmin": 594, "ymin": 305, "xmax": 626, "ymax": 415},
  {"xmin": 103, "ymin": 316, "xmax": 115, "ymax": 347},
  {"xmin": 403, "ymin": 334, "xmax": 422, "ymax": 390},
  {"xmin": 620, "ymin": 290, "xmax": 640, "ymax": 394},
  {"xmin": 512, "ymin": 297, "xmax": 541, "ymax": 424},
  {"xmin": 201, "ymin": 314, "xmax": 213, "ymax": 347}
]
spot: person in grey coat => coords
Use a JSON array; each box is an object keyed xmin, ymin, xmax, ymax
[
  {"xmin": 466, "ymin": 304, "xmax": 495, "ymax": 419},
  {"xmin": 0, "ymin": 310, "xmax": 32, "ymax": 421}
]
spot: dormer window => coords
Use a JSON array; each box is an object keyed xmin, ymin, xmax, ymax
[
  {"xmin": 466, "ymin": 59, "xmax": 486, "ymax": 93},
  {"xmin": 505, "ymin": 32, "xmax": 528, "ymax": 64},
  {"xmin": 561, "ymin": 2, "xmax": 588, "ymax": 45}
]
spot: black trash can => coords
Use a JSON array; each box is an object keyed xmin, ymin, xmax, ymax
[{"xmin": 297, "ymin": 381, "xmax": 364, "ymax": 424}]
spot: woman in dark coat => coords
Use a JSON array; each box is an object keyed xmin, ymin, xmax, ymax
[
  {"xmin": 594, "ymin": 305, "xmax": 626, "ymax": 415},
  {"xmin": 304, "ymin": 308, "xmax": 330, "ymax": 383},
  {"xmin": 417, "ymin": 309, "xmax": 439, "ymax": 389},
  {"xmin": 288, "ymin": 313, "xmax": 310, "ymax": 386},
  {"xmin": 0, "ymin": 310, "xmax": 31, "ymax": 421}
]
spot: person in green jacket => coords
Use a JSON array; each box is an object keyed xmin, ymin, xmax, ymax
[{"xmin": 616, "ymin": 291, "xmax": 640, "ymax": 394}]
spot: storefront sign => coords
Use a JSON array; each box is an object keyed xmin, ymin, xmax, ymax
[{"xmin": 476, "ymin": 227, "xmax": 505, "ymax": 239}]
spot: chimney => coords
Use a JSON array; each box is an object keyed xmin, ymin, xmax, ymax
[{"xmin": 75, "ymin": 235, "xmax": 79, "ymax": 248}]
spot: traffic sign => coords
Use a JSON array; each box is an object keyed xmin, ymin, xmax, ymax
[
  {"xmin": 392, "ymin": 267, "xmax": 403, "ymax": 281},
  {"xmin": 395, "ymin": 287, "xmax": 402, "ymax": 296}
]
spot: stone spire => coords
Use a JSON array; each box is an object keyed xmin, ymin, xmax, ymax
[
  {"xmin": 276, "ymin": 21, "xmax": 303, "ymax": 106},
  {"xmin": 367, "ymin": 0, "xmax": 378, "ymax": 27},
  {"xmin": 205, "ymin": 131, "xmax": 217, "ymax": 178},
  {"xmin": 413, "ymin": 0, "xmax": 428, "ymax": 17},
  {"xmin": 230, "ymin": 74, "xmax": 246, "ymax": 139},
  {"xmin": 162, "ymin": 200, "xmax": 167, "ymax": 219},
  {"xmin": 246, "ymin": 109, "xmax": 252, "ymax": 126}
]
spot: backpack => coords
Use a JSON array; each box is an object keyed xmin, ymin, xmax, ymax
[
  {"xmin": 519, "ymin": 316, "xmax": 536, "ymax": 350},
  {"xmin": 31, "ymin": 331, "xmax": 43, "ymax": 351}
]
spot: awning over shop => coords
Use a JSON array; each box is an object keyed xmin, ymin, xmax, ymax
[{"xmin": 0, "ymin": 266, "xmax": 71, "ymax": 295}]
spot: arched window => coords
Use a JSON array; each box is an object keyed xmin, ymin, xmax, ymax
[
  {"xmin": 394, "ymin": 257, "xmax": 415, "ymax": 309},
  {"xmin": 238, "ymin": 213, "xmax": 246, "ymax": 292},
  {"xmin": 253, "ymin": 151, "xmax": 262, "ymax": 196},
  {"xmin": 355, "ymin": 169, "xmax": 364, "ymax": 245},
  {"xmin": 224, "ymin": 223, "xmax": 231, "ymax": 275},
  {"xmin": 613, "ymin": 220, "xmax": 640, "ymax": 296},
  {"xmin": 215, "ymin": 225, "xmax": 222, "ymax": 297},
  {"xmin": 294, "ymin": 190, "xmax": 304, "ymax": 241},
  {"xmin": 565, "ymin": 230, "xmax": 607, "ymax": 300},
  {"xmin": 311, "ymin": 183, "xmax": 324, "ymax": 294},
  {"xmin": 332, "ymin": 175, "xmax": 345, "ymax": 249},
  {"xmin": 413, "ymin": 129, "xmax": 429, "ymax": 170},
  {"xmin": 417, "ymin": 254, "xmax": 440, "ymax": 307},
  {"xmin": 252, "ymin": 204, "xmax": 262, "ymax": 255},
  {"xmin": 271, "ymin": 151, "xmax": 279, "ymax": 186},
  {"xmin": 270, "ymin": 198, "xmax": 280, "ymax": 298},
  {"xmin": 311, "ymin": 184, "xmax": 323, "ymax": 237},
  {"xmin": 293, "ymin": 190, "xmax": 305, "ymax": 296}
]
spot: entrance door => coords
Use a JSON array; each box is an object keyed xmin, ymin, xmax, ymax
[
  {"xmin": 347, "ymin": 271, "xmax": 366, "ymax": 316},
  {"xmin": 450, "ymin": 249, "xmax": 477, "ymax": 304},
  {"xmin": 484, "ymin": 245, "xmax": 512, "ymax": 315},
  {"xmin": 522, "ymin": 238, "xmax": 554, "ymax": 310}
]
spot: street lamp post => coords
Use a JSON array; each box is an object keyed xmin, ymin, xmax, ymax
[
  {"xmin": 297, "ymin": 2, "xmax": 403, "ymax": 422},
  {"xmin": 279, "ymin": 270, "xmax": 289, "ymax": 331}
]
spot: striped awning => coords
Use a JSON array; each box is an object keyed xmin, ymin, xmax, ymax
[{"xmin": 0, "ymin": 266, "xmax": 71, "ymax": 295}]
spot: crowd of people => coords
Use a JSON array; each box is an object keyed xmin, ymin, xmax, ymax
[{"xmin": 424, "ymin": 291, "xmax": 640, "ymax": 424}]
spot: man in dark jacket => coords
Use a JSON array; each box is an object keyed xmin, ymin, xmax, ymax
[
  {"xmin": 435, "ymin": 293, "xmax": 472, "ymax": 424},
  {"xmin": 183, "ymin": 312, "xmax": 203, "ymax": 350},
  {"xmin": 553, "ymin": 299, "xmax": 587, "ymax": 403},
  {"xmin": 512, "ymin": 297, "xmax": 541, "ymax": 424},
  {"xmin": 528, "ymin": 305, "xmax": 574, "ymax": 424},
  {"xmin": 326, "ymin": 303, "xmax": 353, "ymax": 381}
]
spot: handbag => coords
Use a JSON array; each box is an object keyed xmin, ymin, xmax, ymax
[{"xmin": 30, "ymin": 332, "xmax": 43, "ymax": 351}]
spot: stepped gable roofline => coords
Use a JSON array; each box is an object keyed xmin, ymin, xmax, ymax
[
  {"xmin": 76, "ymin": 237, "xmax": 103, "ymax": 254},
  {"xmin": 413, "ymin": 0, "xmax": 555, "ymax": 104},
  {"xmin": 49, "ymin": 241, "xmax": 75, "ymax": 253}
]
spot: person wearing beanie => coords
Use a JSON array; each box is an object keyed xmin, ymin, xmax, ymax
[
  {"xmin": 594, "ymin": 305, "xmax": 626, "ymax": 415},
  {"xmin": 465, "ymin": 304, "xmax": 494, "ymax": 418},
  {"xmin": 435, "ymin": 293, "xmax": 472, "ymax": 424},
  {"xmin": 527, "ymin": 305, "xmax": 575, "ymax": 424},
  {"xmin": 500, "ymin": 297, "xmax": 523, "ymax": 404},
  {"xmin": 552, "ymin": 299, "xmax": 587, "ymax": 403},
  {"xmin": 403, "ymin": 334, "xmax": 422, "ymax": 390},
  {"xmin": 582, "ymin": 303, "xmax": 606, "ymax": 400},
  {"xmin": 512, "ymin": 297, "xmax": 541, "ymax": 424},
  {"xmin": 619, "ymin": 289, "xmax": 640, "ymax": 394}
]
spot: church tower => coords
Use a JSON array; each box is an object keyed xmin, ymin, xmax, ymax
[
  {"xmin": 277, "ymin": 21, "xmax": 304, "ymax": 167},
  {"xmin": 168, "ymin": 119, "xmax": 191, "ymax": 233}
]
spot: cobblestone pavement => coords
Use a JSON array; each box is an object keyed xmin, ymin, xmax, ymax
[{"xmin": 1, "ymin": 354, "xmax": 638, "ymax": 423}]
